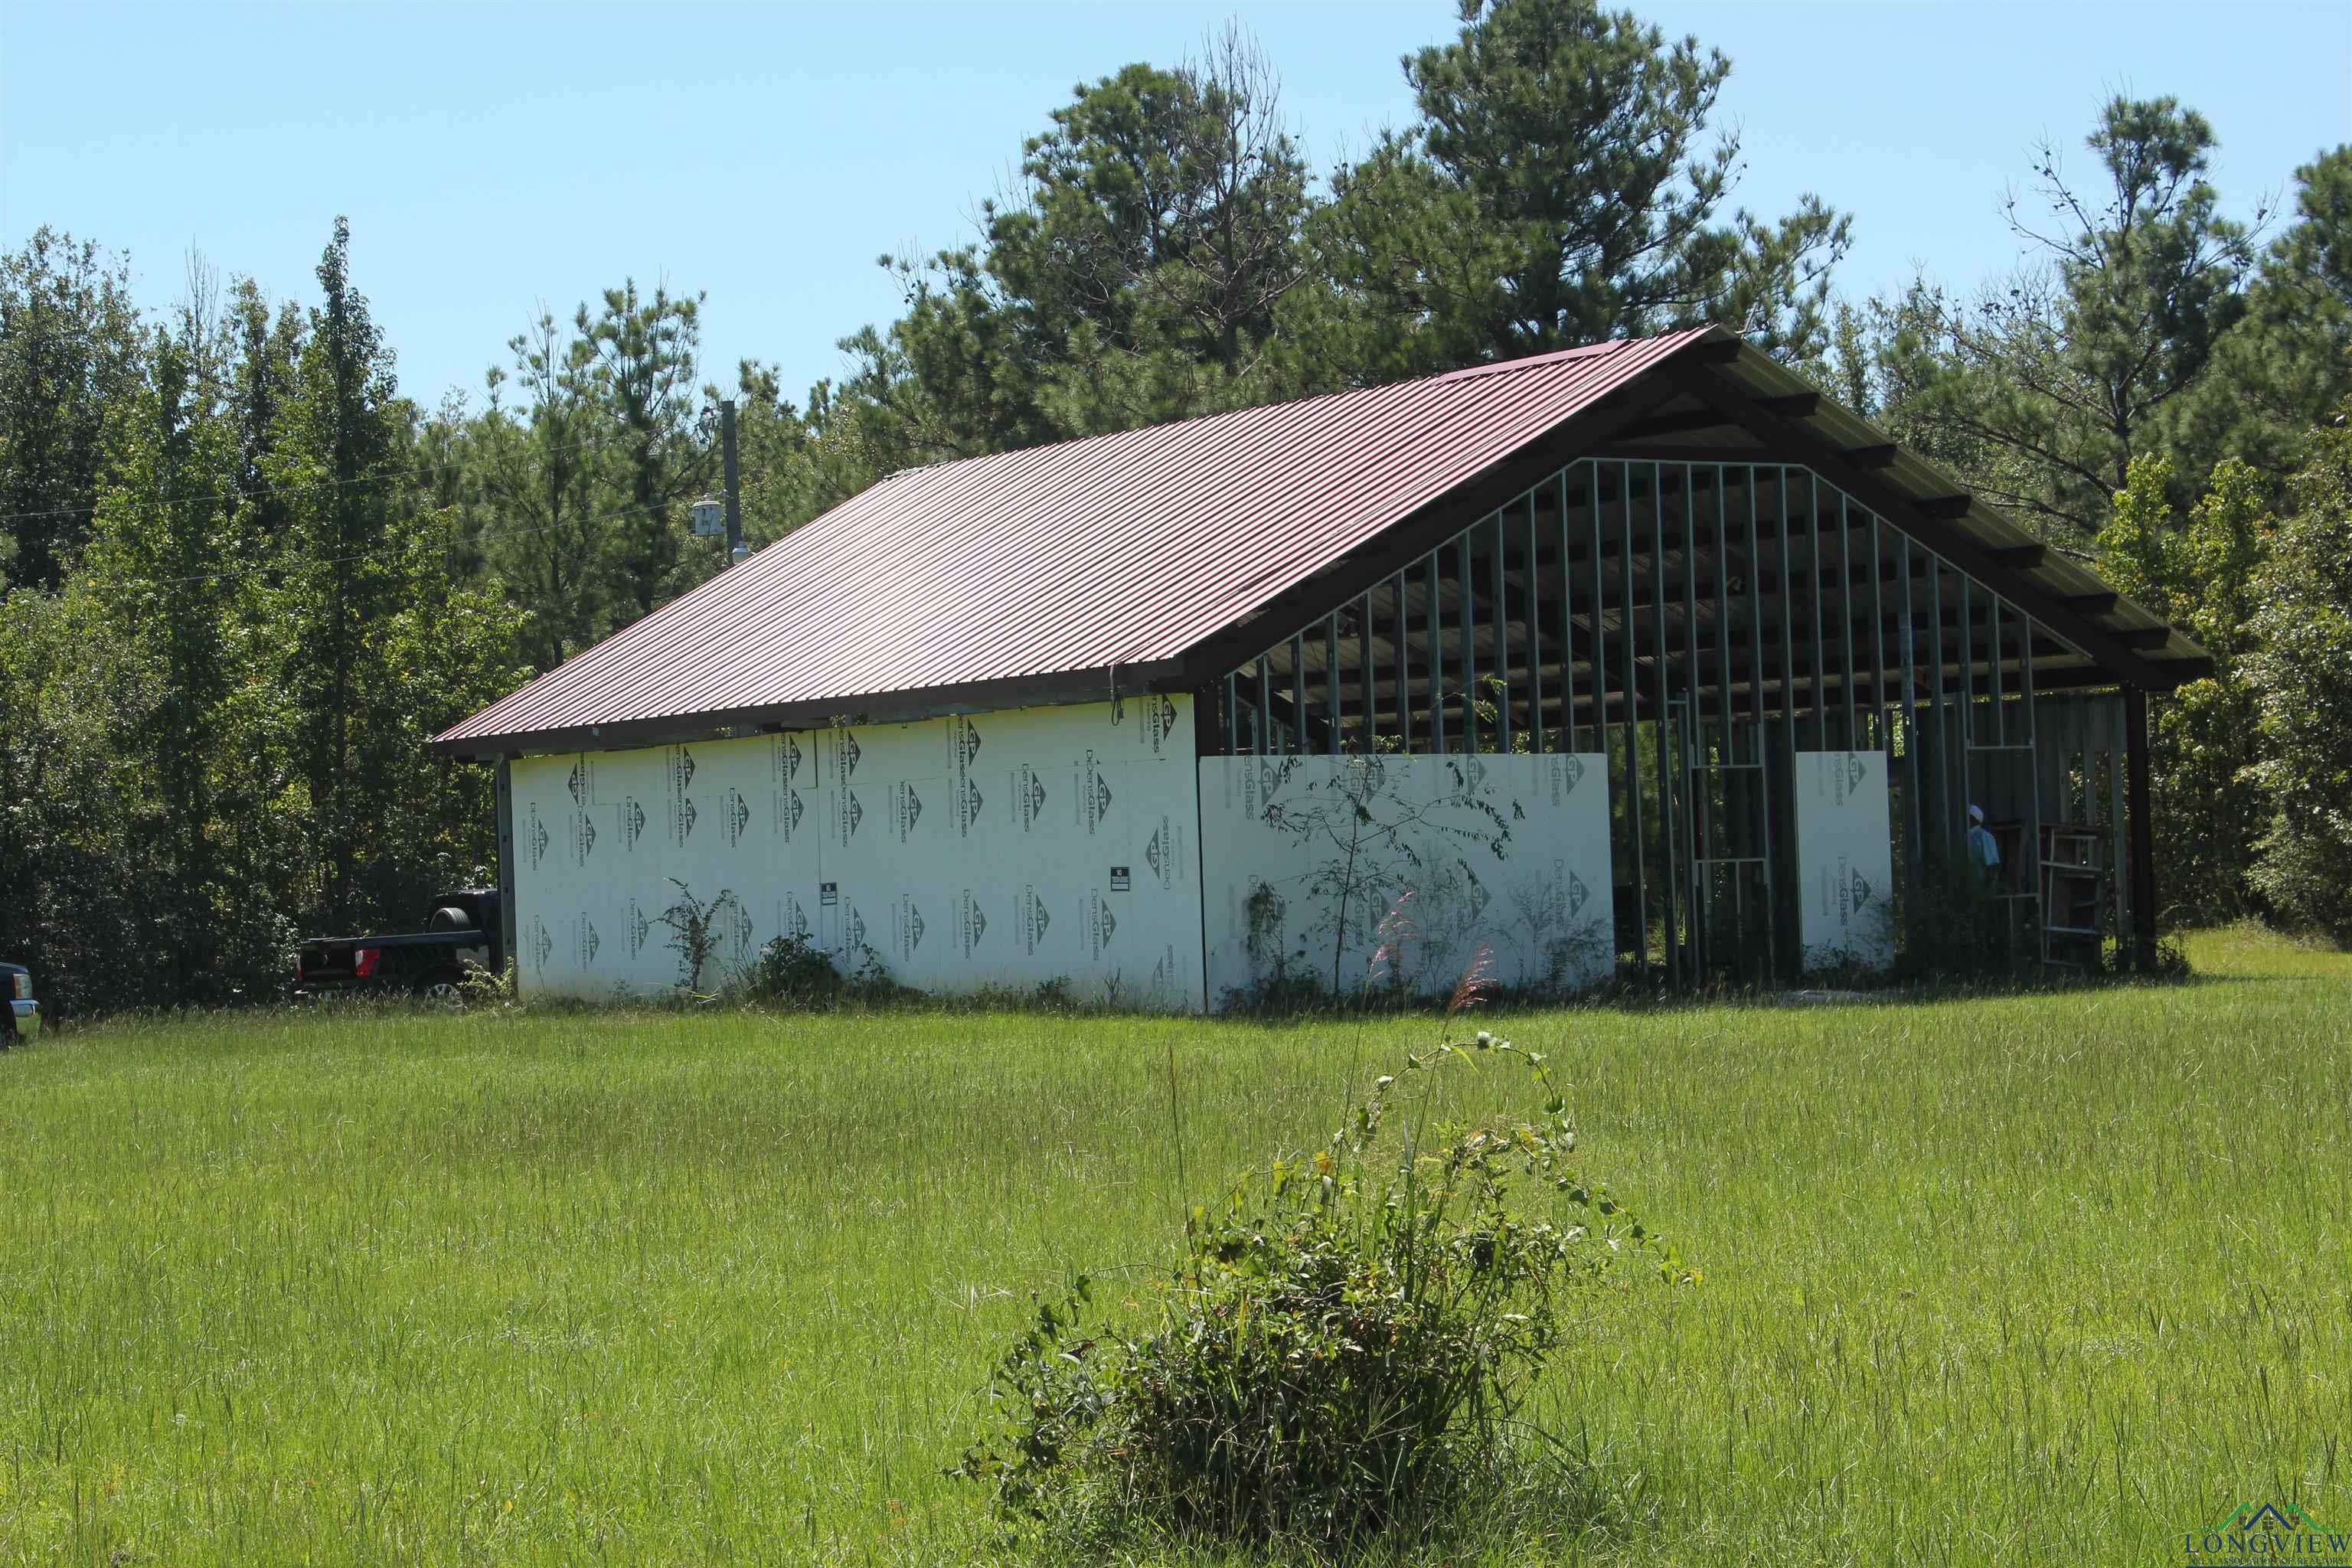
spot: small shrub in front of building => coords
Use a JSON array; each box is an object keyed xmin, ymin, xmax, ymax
[
  {"xmin": 953, "ymin": 1009, "xmax": 1693, "ymax": 1549},
  {"xmin": 749, "ymin": 933, "xmax": 844, "ymax": 1004}
]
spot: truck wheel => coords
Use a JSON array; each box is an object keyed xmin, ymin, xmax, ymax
[
  {"xmin": 416, "ymin": 969, "xmax": 467, "ymax": 1006},
  {"xmin": 427, "ymin": 906, "xmax": 475, "ymax": 933}
]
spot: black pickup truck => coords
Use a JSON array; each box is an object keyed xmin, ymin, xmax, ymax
[{"xmin": 296, "ymin": 890, "xmax": 502, "ymax": 1001}]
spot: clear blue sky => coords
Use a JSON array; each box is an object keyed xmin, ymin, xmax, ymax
[{"xmin": 4, "ymin": 2, "xmax": 2345, "ymax": 412}]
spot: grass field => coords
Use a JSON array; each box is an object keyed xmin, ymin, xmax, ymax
[{"xmin": 2, "ymin": 927, "xmax": 2347, "ymax": 1564}]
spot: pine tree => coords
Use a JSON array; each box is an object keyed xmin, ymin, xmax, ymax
[
  {"xmin": 478, "ymin": 313, "xmax": 612, "ymax": 670},
  {"xmin": 0, "ymin": 229, "xmax": 146, "ymax": 588},
  {"xmin": 263, "ymin": 219, "xmax": 413, "ymax": 929},
  {"xmin": 843, "ymin": 28, "xmax": 1315, "ymax": 463},
  {"xmin": 1321, "ymin": 0, "xmax": 1849, "ymax": 374},
  {"xmin": 2187, "ymin": 147, "xmax": 2352, "ymax": 485},
  {"xmin": 582, "ymin": 282, "xmax": 714, "ymax": 619}
]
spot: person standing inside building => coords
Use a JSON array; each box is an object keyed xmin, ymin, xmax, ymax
[{"xmin": 1967, "ymin": 803, "xmax": 2002, "ymax": 888}]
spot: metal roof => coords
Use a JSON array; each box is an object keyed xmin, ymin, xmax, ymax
[
  {"xmin": 438, "ymin": 325, "xmax": 2205, "ymax": 756},
  {"xmin": 438, "ymin": 328, "xmax": 1712, "ymax": 753}
]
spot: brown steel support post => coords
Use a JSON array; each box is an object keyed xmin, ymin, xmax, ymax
[
  {"xmin": 1490, "ymin": 514, "xmax": 1511, "ymax": 752},
  {"xmin": 1256, "ymin": 655, "xmax": 1272, "ymax": 756},
  {"xmin": 1460, "ymin": 534, "xmax": 1481, "ymax": 753},
  {"xmin": 1325, "ymin": 620, "xmax": 1342, "ymax": 755},
  {"xmin": 2125, "ymin": 685, "xmax": 2159, "ymax": 969},
  {"xmin": 1429, "ymin": 554, "xmax": 1447, "ymax": 753},
  {"xmin": 1292, "ymin": 634, "xmax": 1308, "ymax": 753},
  {"xmin": 1392, "ymin": 577, "xmax": 1410, "ymax": 756},
  {"xmin": 1527, "ymin": 498, "xmax": 1546, "ymax": 751},
  {"xmin": 495, "ymin": 759, "xmax": 518, "ymax": 988},
  {"xmin": 1622, "ymin": 463, "xmax": 1646, "ymax": 972},
  {"xmin": 1653, "ymin": 464, "xmax": 1676, "ymax": 984},
  {"xmin": 1194, "ymin": 685, "xmax": 1224, "ymax": 762}
]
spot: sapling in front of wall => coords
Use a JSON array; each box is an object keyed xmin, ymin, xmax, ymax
[
  {"xmin": 656, "ymin": 878, "xmax": 740, "ymax": 996},
  {"xmin": 1257, "ymin": 754, "xmax": 1513, "ymax": 998}
]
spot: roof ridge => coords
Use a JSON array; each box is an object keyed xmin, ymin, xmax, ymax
[
  {"xmin": 881, "ymin": 331, "xmax": 1708, "ymax": 477},
  {"xmin": 1435, "ymin": 338, "xmax": 1636, "ymax": 381}
]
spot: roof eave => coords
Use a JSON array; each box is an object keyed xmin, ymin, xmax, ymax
[
  {"xmin": 433, "ymin": 659, "xmax": 1191, "ymax": 761},
  {"xmin": 1653, "ymin": 338, "xmax": 2213, "ymax": 691}
]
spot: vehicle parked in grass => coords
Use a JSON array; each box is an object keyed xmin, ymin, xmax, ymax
[
  {"xmin": 295, "ymin": 890, "xmax": 503, "ymax": 1002},
  {"xmin": 3, "ymin": 962, "xmax": 38, "ymax": 1042}
]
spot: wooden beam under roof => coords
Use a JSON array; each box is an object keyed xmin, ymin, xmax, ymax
[
  {"xmin": 1615, "ymin": 406, "xmax": 1744, "ymax": 441},
  {"xmin": 1619, "ymin": 390, "xmax": 1818, "ymax": 442}
]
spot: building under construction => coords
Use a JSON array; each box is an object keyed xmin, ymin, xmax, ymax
[{"xmin": 438, "ymin": 326, "xmax": 2207, "ymax": 1007}]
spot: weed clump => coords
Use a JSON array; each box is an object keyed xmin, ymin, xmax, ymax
[
  {"xmin": 747, "ymin": 932, "xmax": 845, "ymax": 1003},
  {"xmin": 956, "ymin": 1008, "xmax": 1690, "ymax": 1548}
]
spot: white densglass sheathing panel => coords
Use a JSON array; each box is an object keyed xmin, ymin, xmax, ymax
[
  {"xmin": 1792, "ymin": 748, "xmax": 1897, "ymax": 972},
  {"xmin": 1199, "ymin": 753, "xmax": 1613, "ymax": 1004},
  {"xmin": 511, "ymin": 697, "xmax": 1205, "ymax": 1010}
]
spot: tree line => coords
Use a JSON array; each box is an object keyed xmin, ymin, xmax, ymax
[{"xmin": 3, "ymin": 0, "xmax": 2347, "ymax": 1015}]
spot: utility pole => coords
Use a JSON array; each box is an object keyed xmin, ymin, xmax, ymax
[{"xmin": 720, "ymin": 397, "xmax": 743, "ymax": 567}]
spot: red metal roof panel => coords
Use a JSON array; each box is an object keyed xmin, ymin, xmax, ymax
[{"xmin": 439, "ymin": 328, "xmax": 1715, "ymax": 750}]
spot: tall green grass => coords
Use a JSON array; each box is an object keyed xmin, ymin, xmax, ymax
[{"xmin": 1, "ymin": 928, "xmax": 2344, "ymax": 1563}]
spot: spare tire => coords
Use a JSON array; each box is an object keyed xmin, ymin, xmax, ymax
[{"xmin": 427, "ymin": 905, "xmax": 475, "ymax": 933}]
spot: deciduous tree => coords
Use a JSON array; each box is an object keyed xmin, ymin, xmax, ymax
[
  {"xmin": 1886, "ymin": 97, "xmax": 2259, "ymax": 539},
  {"xmin": 2249, "ymin": 405, "xmax": 2352, "ymax": 938}
]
